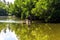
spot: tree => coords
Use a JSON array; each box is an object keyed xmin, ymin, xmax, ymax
[
  {"xmin": 0, "ymin": 1, "xmax": 8, "ymax": 16},
  {"xmin": 7, "ymin": 0, "xmax": 60, "ymax": 22}
]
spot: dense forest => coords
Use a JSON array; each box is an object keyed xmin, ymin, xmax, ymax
[{"xmin": 0, "ymin": 0, "xmax": 60, "ymax": 22}]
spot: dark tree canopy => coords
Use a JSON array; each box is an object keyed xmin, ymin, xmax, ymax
[{"xmin": 0, "ymin": 0, "xmax": 60, "ymax": 22}]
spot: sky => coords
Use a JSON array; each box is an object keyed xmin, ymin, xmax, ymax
[
  {"xmin": 5, "ymin": 0, "xmax": 14, "ymax": 4},
  {"xmin": 1, "ymin": 0, "xmax": 15, "ymax": 4}
]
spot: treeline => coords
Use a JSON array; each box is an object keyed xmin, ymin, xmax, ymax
[
  {"xmin": 0, "ymin": 1, "xmax": 8, "ymax": 16},
  {"xmin": 0, "ymin": 0, "xmax": 60, "ymax": 22}
]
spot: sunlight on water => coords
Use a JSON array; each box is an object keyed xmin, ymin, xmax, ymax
[
  {"xmin": 0, "ymin": 25, "xmax": 18, "ymax": 40},
  {"xmin": 0, "ymin": 20, "xmax": 23, "ymax": 23}
]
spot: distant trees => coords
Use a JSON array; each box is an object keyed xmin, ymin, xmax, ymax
[
  {"xmin": 12, "ymin": 0, "xmax": 50, "ymax": 19},
  {"xmin": 0, "ymin": 0, "xmax": 60, "ymax": 22},
  {"xmin": 0, "ymin": 1, "xmax": 8, "ymax": 16}
]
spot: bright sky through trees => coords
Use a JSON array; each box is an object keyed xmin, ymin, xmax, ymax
[
  {"xmin": 5, "ymin": 0, "xmax": 14, "ymax": 4},
  {"xmin": 1, "ymin": 0, "xmax": 14, "ymax": 4}
]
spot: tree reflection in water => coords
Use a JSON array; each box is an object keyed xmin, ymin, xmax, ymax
[
  {"xmin": 10, "ymin": 23, "xmax": 50, "ymax": 40},
  {"xmin": 0, "ymin": 24, "xmax": 18, "ymax": 40},
  {"xmin": 0, "ymin": 23, "xmax": 60, "ymax": 40}
]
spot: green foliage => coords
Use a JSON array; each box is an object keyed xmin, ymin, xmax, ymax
[
  {"xmin": 11, "ymin": 0, "xmax": 55, "ymax": 21},
  {"xmin": 0, "ymin": 2, "xmax": 5, "ymax": 9},
  {"xmin": 0, "ymin": 0, "xmax": 60, "ymax": 22}
]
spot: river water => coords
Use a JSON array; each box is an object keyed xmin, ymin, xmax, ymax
[{"xmin": 0, "ymin": 16, "xmax": 60, "ymax": 40}]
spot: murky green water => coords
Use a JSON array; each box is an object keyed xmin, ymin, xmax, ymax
[{"xmin": 0, "ymin": 16, "xmax": 60, "ymax": 40}]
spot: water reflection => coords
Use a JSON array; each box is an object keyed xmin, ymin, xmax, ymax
[
  {"xmin": 10, "ymin": 23, "xmax": 50, "ymax": 40},
  {"xmin": 0, "ymin": 24, "xmax": 18, "ymax": 40},
  {"xmin": 0, "ymin": 17, "xmax": 60, "ymax": 40},
  {"xmin": 0, "ymin": 16, "xmax": 8, "ymax": 20},
  {"xmin": 10, "ymin": 23, "xmax": 60, "ymax": 40}
]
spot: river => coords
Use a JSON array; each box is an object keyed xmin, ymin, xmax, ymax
[{"xmin": 0, "ymin": 16, "xmax": 60, "ymax": 40}]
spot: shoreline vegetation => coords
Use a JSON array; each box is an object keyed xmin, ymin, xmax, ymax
[{"xmin": 0, "ymin": 0, "xmax": 60, "ymax": 23}]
